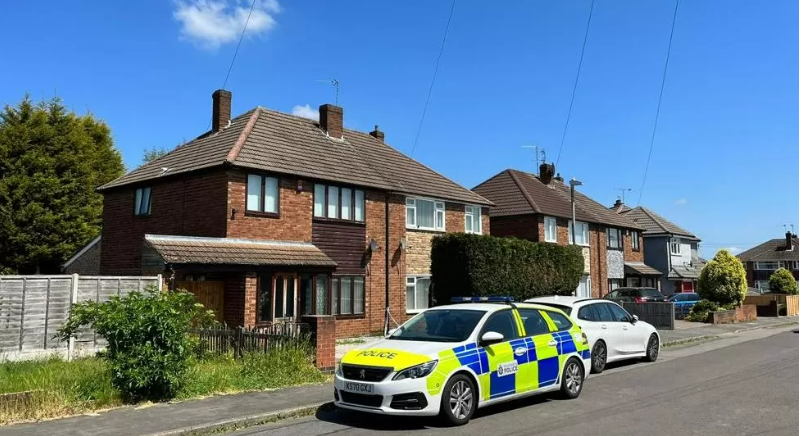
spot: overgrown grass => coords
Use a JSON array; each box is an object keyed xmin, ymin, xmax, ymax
[{"xmin": 0, "ymin": 346, "xmax": 326, "ymax": 425}]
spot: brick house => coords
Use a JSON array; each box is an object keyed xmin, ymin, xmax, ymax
[
  {"xmin": 62, "ymin": 235, "xmax": 101, "ymax": 275},
  {"xmin": 473, "ymin": 164, "xmax": 658, "ymax": 298},
  {"xmin": 98, "ymin": 89, "xmax": 491, "ymax": 338},
  {"xmin": 737, "ymin": 232, "xmax": 799, "ymax": 291}
]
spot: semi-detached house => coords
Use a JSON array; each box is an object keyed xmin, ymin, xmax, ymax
[{"xmin": 98, "ymin": 89, "xmax": 491, "ymax": 338}]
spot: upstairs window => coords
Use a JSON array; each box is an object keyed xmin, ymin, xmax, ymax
[
  {"xmin": 670, "ymin": 238, "xmax": 681, "ymax": 255},
  {"xmin": 754, "ymin": 261, "xmax": 780, "ymax": 271},
  {"xmin": 134, "ymin": 187, "xmax": 151, "ymax": 216},
  {"xmin": 568, "ymin": 220, "xmax": 590, "ymax": 246},
  {"xmin": 465, "ymin": 205, "xmax": 482, "ymax": 234},
  {"xmin": 406, "ymin": 198, "xmax": 445, "ymax": 231},
  {"xmin": 544, "ymin": 216, "xmax": 557, "ymax": 243},
  {"xmin": 607, "ymin": 228, "xmax": 622, "ymax": 250},
  {"xmin": 631, "ymin": 230, "xmax": 640, "ymax": 251},
  {"xmin": 246, "ymin": 174, "xmax": 279, "ymax": 214},
  {"xmin": 313, "ymin": 184, "xmax": 365, "ymax": 222}
]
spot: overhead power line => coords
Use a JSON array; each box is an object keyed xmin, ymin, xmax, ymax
[
  {"xmin": 555, "ymin": 0, "xmax": 596, "ymax": 167},
  {"xmin": 637, "ymin": 0, "xmax": 681, "ymax": 206},
  {"xmin": 222, "ymin": 0, "xmax": 258, "ymax": 90},
  {"xmin": 409, "ymin": 0, "xmax": 457, "ymax": 158}
]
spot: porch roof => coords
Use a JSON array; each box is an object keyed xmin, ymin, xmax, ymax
[
  {"xmin": 624, "ymin": 262, "xmax": 663, "ymax": 277},
  {"xmin": 668, "ymin": 264, "xmax": 703, "ymax": 280},
  {"xmin": 144, "ymin": 234, "xmax": 337, "ymax": 267}
]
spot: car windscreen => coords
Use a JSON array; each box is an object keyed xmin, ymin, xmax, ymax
[
  {"xmin": 530, "ymin": 303, "xmax": 573, "ymax": 316},
  {"xmin": 637, "ymin": 288, "xmax": 663, "ymax": 298},
  {"xmin": 387, "ymin": 309, "xmax": 485, "ymax": 342}
]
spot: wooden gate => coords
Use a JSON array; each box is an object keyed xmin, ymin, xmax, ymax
[{"xmin": 176, "ymin": 281, "xmax": 225, "ymax": 322}]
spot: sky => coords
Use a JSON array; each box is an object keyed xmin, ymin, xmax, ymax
[{"xmin": 0, "ymin": 0, "xmax": 797, "ymax": 258}]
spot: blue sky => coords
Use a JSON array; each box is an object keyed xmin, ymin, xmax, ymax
[{"xmin": 1, "ymin": 1, "xmax": 797, "ymax": 257}]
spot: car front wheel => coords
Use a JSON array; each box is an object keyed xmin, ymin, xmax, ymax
[
  {"xmin": 559, "ymin": 358, "xmax": 585, "ymax": 399},
  {"xmin": 643, "ymin": 334, "xmax": 659, "ymax": 362},
  {"xmin": 591, "ymin": 341, "xmax": 607, "ymax": 374},
  {"xmin": 440, "ymin": 374, "xmax": 477, "ymax": 426}
]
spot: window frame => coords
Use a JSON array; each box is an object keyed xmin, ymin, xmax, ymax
[
  {"xmin": 608, "ymin": 278, "xmax": 623, "ymax": 293},
  {"xmin": 568, "ymin": 220, "xmax": 590, "ymax": 246},
  {"xmin": 606, "ymin": 227, "xmax": 623, "ymax": 250},
  {"xmin": 517, "ymin": 308, "xmax": 553, "ymax": 336},
  {"xmin": 754, "ymin": 261, "xmax": 780, "ymax": 271},
  {"xmin": 479, "ymin": 309, "xmax": 522, "ymax": 341},
  {"xmin": 134, "ymin": 187, "xmax": 152, "ymax": 216},
  {"xmin": 245, "ymin": 174, "xmax": 280, "ymax": 217},
  {"xmin": 299, "ymin": 273, "xmax": 331, "ymax": 316},
  {"xmin": 669, "ymin": 238, "xmax": 681, "ymax": 255},
  {"xmin": 406, "ymin": 197, "xmax": 446, "ymax": 232},
  {"xmin": 544, "ymin": 216, "xmax": 558, "ymax": 243},
  {"xmin": 630, "ymin": 230, "xmax": 640, "ymax": 251},
  {"xmin": 331, "ymin": 275, "xmax": 365, "ymax": 317},
  {"xmin": 406, "ymin": 275, "xmax": 432, "ymax": 314},
  {"xmin": 313, "ymin": 183, "xmax": 366, "ymax": 224},
  {"xmin": 464, "ymin": 205, "xmax": 483, "ymax": 234}
]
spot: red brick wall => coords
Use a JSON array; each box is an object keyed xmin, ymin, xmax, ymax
[
  {"xmin": 624, "ymin": 231, "xmax": 644, "ymax": 262},
  {"xmin": 226, "ymin": 171, "xmax": 312, "ymax": 242},
  {"xmin": 243, "ymin": 273, "xmax": 258, "ymax": 326},
  {"xmin": 590, "ymin": 224, "xmax": 607, "ymax": 298},
  {"xmin": 303, "ymin": 315, "xmax": 336, "ymax": 371},
  {"xmin": 100, "ymin": 170, "xmax": 229, "ymax": 275},
  {"xmin": 489, "ymin": 214, "xmax": 539, "ymax": 241}
]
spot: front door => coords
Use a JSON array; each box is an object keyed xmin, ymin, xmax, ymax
[{"xmin": 272, "ymin": 273, "xmax": 297, "ymax": 322}]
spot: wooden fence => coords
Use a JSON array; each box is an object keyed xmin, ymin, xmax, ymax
[
  {"xmin": 192, "ymin": 323, "xmax": 310, "ymax": 358},
  {"xmin": 175, "ymin": 281, "xmax": 225, "ymax": 322},
  {"xmin": 0, "ymin": 274, "xmax": 161, "ymax": 360},
  {"xmin": 744, "ymin": 294, "xmax": 800, "ymax": 317},
  {"xmin": 621, "ymin": 302, "xmax": 675, "ymax": 330}
]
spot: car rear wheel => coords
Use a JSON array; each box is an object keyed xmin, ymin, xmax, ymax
[
  {"xmin": 440, "ymin": 374, "xmax": 476, "ymax": 426},
  {"xmin": 643, "ymin": 334, "xmax": 659, "ymax": 362},
  {"xmin": 591, "ymin": 341, "xmax": 607, "ymax": 374},
  {"xmin": 559, "ymin": 358, "xmax": 585, "ymax": 399}
]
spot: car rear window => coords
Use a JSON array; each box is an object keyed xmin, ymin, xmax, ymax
[
  {"xmin": 546, "ymin": 311, "xmax": 573, "ymax": 331},
  {"xmin": 532, "ymin": 303, "xmax": 572, "ymax": 316},
  {"xmin": 637, "ymin": 288, "xmax": 663, "ymax": 298}
]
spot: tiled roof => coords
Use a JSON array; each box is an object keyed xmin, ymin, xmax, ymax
[
  {"xmin": 736, "ymin": 237, "xmax": 800, "ymax": 262},
  {"xmin": 144, "ymin": 234, "xmax": 337, "ymax": 267},
  {"xmin": 668, "ymin": 264, "xmax": 704, "ymax": 279},
  {"xmin": 472, "ymin": 169, "xmax": 643, "ymax": 230},
  {"xmin": 619, "ymin": 206, "xmax": 697, "ymax": 239},
  {"xmin": 100, "ymin": 108, "xmax": 491, "ymax": 206},
  {"xmin": 624, "ymin": 262, "xmax": 662, "ymax": 276}
]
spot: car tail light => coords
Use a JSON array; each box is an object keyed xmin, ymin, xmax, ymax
[
  {"xmin": 581, "ymin": 332, "xmax": 589, "ymax": 346},
  {"xmin": 634, "ymin": 297, "xmax": 647, "ymax": 303}
]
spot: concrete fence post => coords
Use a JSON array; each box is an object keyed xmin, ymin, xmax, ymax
[{"xmin": 67, "ymin": 273, "xmax": 79, "ymax": 361}]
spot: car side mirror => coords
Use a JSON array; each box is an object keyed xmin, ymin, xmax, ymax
[
  {"xmin": 480, "ymin": 331, "xmax": 504, "ymax": 346},
  {"xmin": 386, "ymin": 328, "xmax": 398, "ymax": 337},
  {"xmin": 631, "ymin": 314, "xmax": 639, "ymax": 324}
]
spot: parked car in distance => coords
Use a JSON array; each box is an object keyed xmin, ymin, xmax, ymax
[
  {"xmin": 604, "ymin": 287, "xmax": 667, "ymax": 303},
  {"xmin": 525, "ymin": 296, "xmax": 660, "ymax": 374},
  {"xmin": 668, "ymin": 292, "xmax": 700, "ymax": 318}
]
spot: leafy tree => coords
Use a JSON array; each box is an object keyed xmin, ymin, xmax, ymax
[
  {"xmin": 58, "ymin": 286, "xmax": 215, "ymax": 403},
  {"xmin": 142, "ymin": 146, "xmax": 168, "ymax": 164},
  {"xmin": 0, "ymin": 96, "xmax": 124, "ymax": 273},
  {"xmin": 697, "ymin": 249, "xmax": 748, "ymax": 307},
  {"xmin": 769, "ymin": 267, "xmax": 799, "ymax": 294}
]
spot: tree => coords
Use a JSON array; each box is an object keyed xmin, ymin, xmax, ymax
[
  {"xmin": 142, "ymin": 146, "xmax": 168, "ymax": 164},
  {"xmin": 769, "ymin": 268, "xmax": 799, "ymax": 294},
  {"xmin": 697, "ymin": 249, "xmax": 748, "ymax": 307},
  {"xmin": 0, "ymin": 96, "xmax": 124, "ymax": 273}
]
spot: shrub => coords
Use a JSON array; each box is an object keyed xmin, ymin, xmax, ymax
[
  {"xmin": 769, "ymin": 268, "xmax": 799, "ymax": 294},
  {"xmin": 58, "ymin": 286, "xmax": 215, "ymax": 403},
  {"xmin": 697, "ymin": 249, "xmax": 747, "ymax": 307},
  {"xmin": 430, "ymin": 233, "xmax": 585, "ymax": 303},
  {"xmin": 685, "ymin": 299, "xmax": 719, "ymax": 322}
]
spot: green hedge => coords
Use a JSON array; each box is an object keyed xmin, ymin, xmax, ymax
[{"xmin": 430, "ymin": 233, "xmax": 585, "ymax": 304}]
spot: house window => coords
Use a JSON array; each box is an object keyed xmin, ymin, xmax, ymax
[
  {"xmin": 465, "ymin": 206, "xmax": 482, "ymax": 234},
  {"xmin": 791, "ymin": 261, "xmax": 799, "ymax": 270},
  {"xmin": 332, "ymin": 276, "xmax": 365, "ymax": 316},
  {"xmin": 406, "ymin": 198, "xmax": 445, "ymax": 231},
  {"xmin": 544, "ymin": 216, "xmax": 557, "ymax": 243},
  {"xmin": 568, "ymin": 220, "xmax": 590, "ymax": 246},
  {"xmin": 246, "ymin": 174, "xmax": 279, "ymax": 214},
  {"xmin": 607, "ymin": 228, "xmax": 622, "ymax": 250},
  {"xmin": 134, "ymin": 187, "xmax": 152, "ymax": 216},
  {"xmin": 670, "ymin": 238, "xmax": 681, "ymax": 255},
  {"xmin": 406, "ymin": 276, "xmax": 431, "ymax": 312},
  {"xmin": 608, "ymin": 278, "xmax": 623, "ymax": 293},
  {"xmin": 755, "ymin": 261, "xmax": 780, "ymax": 271},
  {"xmin": 576, "ymin": 275, "xmax": 592, "ymax": 298},
  {"xmin": 631, "ymin": 230, "xmax": 640, "ymax": 251},
  {"xmin": 300, "ymin": 274, "xmax": 330, "ymax": 316},
  {"xmin": 313, "ymin": 184, "xmax": 365, "ymax": 222},
  {"xmin": 755, "ymin": 280, "xmax": 770, "ymax": 291}
]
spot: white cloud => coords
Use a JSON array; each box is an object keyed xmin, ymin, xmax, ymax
[
  {"xmin": 173, "ymin": 0, "xmax": 281, "ymax": 50},
  {"xmin": 674, "ymin": 198, "xmax": 688, "ymax": 205},
  {"xmin": 291, "ymin": 104, "xmax": 318, "ymax": 121}
]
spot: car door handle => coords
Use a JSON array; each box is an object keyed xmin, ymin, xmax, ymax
[
  {"xmin": 548, "ymin": 340, "xmax": 558, "ymax": 347},
  {"xmin": 623, "ymin": 326, "xmax": 629, "ymax": 330},
  {"xmin": 600, "ymin": 324, "xmax": 607, "ymax": 330}
]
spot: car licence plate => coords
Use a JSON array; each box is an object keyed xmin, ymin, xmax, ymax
[{"xmin": 344, "ymin": 382, "xmax": 374, "ymax": 394}]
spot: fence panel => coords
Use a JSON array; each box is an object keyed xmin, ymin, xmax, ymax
[
  {"xmin": 0, "ymin": 274, "xmax": 160, "ymax": 360},
  {"xmin": 785, "ymin": 295, "xmax": 799, "ymax": 316},
  {"xmin": 621, "ymin": 302, "xmax": 675, "ymax": 330},
  {"xmin": 176, "ymin": 281, "xmax": 225, "ymax": 322}
]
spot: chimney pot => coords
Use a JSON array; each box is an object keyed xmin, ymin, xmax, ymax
[
  {"xmin": 319, "ymin": 104, "xmax": 344, "ymax": 138},
  {"xmin": 369, "ymin": 124, "xmax": 385, "ymax": 142},
  {"xmin": 554, "ymin": 173, "xmax": 564, "ymax": 183},
  {"xmin": 539, "ymin": 163, "xmax": 555, "ymax": 185},
  {"xmin": 786, "ymin": 231, "xmax": 793, "ymax": 250},
  {"xmin": 212, "ymin": 89, "xmax": 232, "ymax": 132}
]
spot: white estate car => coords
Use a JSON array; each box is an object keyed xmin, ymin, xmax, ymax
[{"xmin": 525, "ymin": 296, "xmax": 660, "ymax": 373}]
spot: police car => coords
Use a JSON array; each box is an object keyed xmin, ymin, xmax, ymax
[{"xmin": 334, "ymin": 297, "xmax": 591, "ymax": 425}]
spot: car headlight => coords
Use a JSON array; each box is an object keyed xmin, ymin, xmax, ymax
[
  {"xmin": 335, "ymin": 363, "xmax": 343, "ymax": 377},
  {"xmin": 392, "ymin": 360, "xmax": 438, "ymax": 381}
]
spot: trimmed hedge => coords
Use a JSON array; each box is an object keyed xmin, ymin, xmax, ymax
[{"xmin": 430, "ymin": 233, "xmax": 584, "ymax": 304}]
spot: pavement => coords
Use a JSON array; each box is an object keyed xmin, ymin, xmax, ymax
[{"xmin": 1, "ymin": 317, "xmax": 796, "ymax": 436}]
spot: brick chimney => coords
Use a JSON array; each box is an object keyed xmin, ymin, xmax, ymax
[
  {"xmin": 612, "ymin": 199, "xmax": 624, "ymax": 209},
  {"xmin": 212, "ymin": 89, "xmax": 232, "ymax": 132},
  {"xmin": 539, "ymin": 163, "xmax": 555, "ymax": 185},
  {"xmin": 319, "ymin": 104, "xmax": 343, "ymax": 138},
  {"xmin": 369, "ymin": 125, "xmax": 385, "ymax": 142},
  {"xmin": 786, "ymin": 231, "xmax": 794, "ymax": 250}
]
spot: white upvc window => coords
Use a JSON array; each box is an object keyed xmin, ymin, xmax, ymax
[
  {"xmin": 669, "ymin": 238, "xmax": 681, "ymax": 255},
  {"xmin": 754, "ymin": 261, "xmax": 780, "ymax": 271},
  {"xmin": 465, "ymin": 205, "xmax": 482, "ymax": 234},
  {"xmin": 406, "ymin": 276, "xmax": 431, "ymax": 313},
  {"xmin": 791, "ymin": 261, "xmax": 799, "ymax": 270},
  {"xmin": 576, "ymin": 275, "xmax": 592, "ymax": 298},
  {"xmin": 406, "ymin": 197, "xmax": 445, "ymax": 231},
  {"xmin": 544, "ymin": 216, "xmax": 557, "ymax": 243},
  {"xmin": 568, "ymin": 220, "xmax": 590, "ymax": 246},
  {"xmin": 755, "ymin": 280, "xmax": 770, "ymax": 291}
]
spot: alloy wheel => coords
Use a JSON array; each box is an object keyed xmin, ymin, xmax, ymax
[
  {"xmin": 449, "ymin": 380, "xmax": 473, "ymax": 419},
  {"xmin": 565, "ymin": 361, "xmax": 582, "ymax": 395},
  {"xmin": 592, "ymin": 342, "xmax": 606, "ymax": 371}
]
